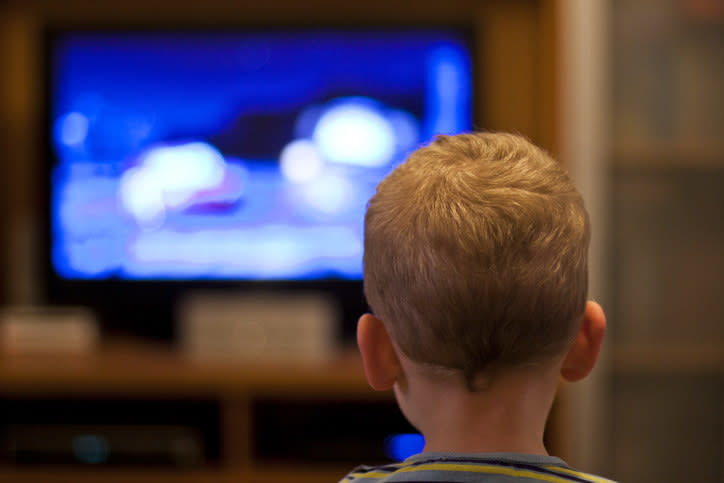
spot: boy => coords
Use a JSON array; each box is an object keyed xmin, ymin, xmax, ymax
[{"xmin": 341, "ymin": 132, "xmax": 612, "ymax": 482}]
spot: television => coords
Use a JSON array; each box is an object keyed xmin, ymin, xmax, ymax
[{"xmin": 43, "ymin": 27, "xmax": 475, "ymax": 341}]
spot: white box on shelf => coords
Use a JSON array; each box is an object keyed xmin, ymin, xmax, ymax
[
  {"xmin": 0, "ymin": 306, "xmax": 99, "ymax": 353},
  {"xmin": 178, "ymin": 291, "xmax": 339, "ymax": 363}
]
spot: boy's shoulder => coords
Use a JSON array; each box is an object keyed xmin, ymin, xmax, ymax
[{"xmin": 339, "ymin": 452, "xmax": 617, "ymax": 483}]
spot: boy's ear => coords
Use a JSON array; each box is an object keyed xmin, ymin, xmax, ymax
[
  {"xmin": 560, "ymin": 301, "xmax": 607, "ymax": 382},
  {"xmin": 357, "ymin": 313, "xmax": 402, "ymax": 391}
]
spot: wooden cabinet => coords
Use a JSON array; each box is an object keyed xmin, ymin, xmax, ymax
[
  {"xmin": 0, "ymin": 343, "xmax": 399, "ymax": 483},
  {"xmin": 0, "ymin": 2, "xmax": 568, "ymax": 481}
]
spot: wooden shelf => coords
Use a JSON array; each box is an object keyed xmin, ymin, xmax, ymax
[
  {"xmin": 0, "ymin": 341, "xmax": 391, "ymax": 482},
  {"xmin": 0, "ymin": 340, "xmax": 377, "ymax": 398},
  {"xmin": 612, "ymin": 342, "xmax": 724, "ymax": 374},
  {"xmin": 0, "ymin": 468, "xmax": 233, "ymax": 483},
  {"xmin": 0, "ymin": 466, "xmax": 349, "ymax": 483},
  {"xmin": 612, "ymin": 140, "xmax": 724, "ymax": 168}
]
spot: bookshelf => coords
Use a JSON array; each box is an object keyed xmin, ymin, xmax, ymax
[{"xmin": 607, "ymin": 1, "xmax": 723, "ymax": 482}]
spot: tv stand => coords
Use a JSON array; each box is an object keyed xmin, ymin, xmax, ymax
[{"xmin": 0, "ymin": 340, "xmax": 405, "ymax": 483}]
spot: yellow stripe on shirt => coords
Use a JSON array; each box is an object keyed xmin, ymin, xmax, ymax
[
  {"xmin": 346, "ymin": 462, "xmax": 601, "ymax": 482},
  {"xmin": 542, "ymin": 465, "xmax": 616, "ymax": 483}
]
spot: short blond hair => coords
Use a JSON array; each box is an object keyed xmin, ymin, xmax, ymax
[{"xmin": 363, "ymin": 132, "xmax": 590, "ymax": 388}]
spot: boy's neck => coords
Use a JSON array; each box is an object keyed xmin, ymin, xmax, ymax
[{"xmin": 394, "ymin": 359, "xmax": 561, "ymax": 456}]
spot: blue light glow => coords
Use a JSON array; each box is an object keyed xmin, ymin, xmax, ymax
[
  {"xmin": 313, "ymin": 98, "xmax": 396, "ymax": 167},
  {"xmin": 279, "ymin": 139, "xmax": 324, "ymax": 183},
  {"xmin": 126, "ymin": 225, "xmax": 362, "ymax": 278},
  {"xmin": 119, "ymin": 165, "xmax": 167, "ymax": 227},
  {"xmin": 58, "ymin": 112, "xmax": 89, "ymax": 146},
  {"xmin": 426, "ymin": 45, "xmax": 472, "ymax": 136},
  {"xmin": 303, "ymin": 173, "xmax": 354, "ymax": 214},
  {"xmin": 384, "ymin": 433, "xmax": 425, "ymax": 461},
  {"xmin": 72, "ymin": 434, "xmax": 110, "ymax": 465},
  {"xmin": 119, "ymin": 142, "xmax": 233, "ymax": 226},
  {"xmin": 388, "ymin": 109, "xmax": 421, "ymax": 155},
  {"xmin": 50, "ymin": 31, "xmax": 472, "ymax": 281},
  {"xmin": 140, "ymin": 142, "xmax": 226, "ymax": 208}
]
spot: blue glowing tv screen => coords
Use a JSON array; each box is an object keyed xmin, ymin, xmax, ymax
[{"xmin": 49, "ymin": 29, "xmax": 473, "ymax": 281}]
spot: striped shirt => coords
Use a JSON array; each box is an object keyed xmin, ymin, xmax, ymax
[{"xmin": 339, "ymin": 452, "xmax": 616, "ymax": 483}]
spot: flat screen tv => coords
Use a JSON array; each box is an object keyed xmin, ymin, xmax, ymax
[{"xmin": 44, "ymin": 27, "xmax": 475, "ymax": 340}]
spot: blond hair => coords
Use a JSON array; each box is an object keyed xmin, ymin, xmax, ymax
[{"xmin": 363, "ymin": 132, "xmax": 590, "ymax": 389}]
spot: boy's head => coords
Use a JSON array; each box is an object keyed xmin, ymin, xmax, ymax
[{"xmin": 362, "ymin": 132, "xmax": 591, "ymax": 389}]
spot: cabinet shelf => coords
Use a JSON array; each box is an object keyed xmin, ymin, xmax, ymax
[
  {"xmin": 612, "ymin": 342, "xmax": 724, "ymax": 374},
  {"xmin": 612, "ymin": 140, "xmax": 724, "ymax": 168},
  {"xmin": 0, "ymin": 467, "xmax": 349, "ymax": 483},
  {"xmin": 0, "ymin": 342, "xmax": 398, "ymax": 482},
  {"xmin": 0, "ymin": 340, "xmax": 376, "ymax": 397}
]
